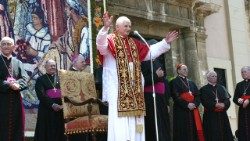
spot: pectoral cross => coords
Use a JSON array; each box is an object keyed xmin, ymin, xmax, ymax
[
  {"xmin": 215, "ymin": 97, "xmax": 219, "ymax": 103},
  {"xmin": 53, "ymin": 87, "xmax": 57, "ymax": 92}
]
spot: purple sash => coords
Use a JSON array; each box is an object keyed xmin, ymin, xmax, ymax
[
  {"xmin": 144, "ymin": 82, "xmax": 165, "ymax": 95},
  {"xmin": 46, "ymin": 88, "xmax": 61, "ymax": 98}
]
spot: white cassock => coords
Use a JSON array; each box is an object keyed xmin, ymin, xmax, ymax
[{"xmin": 96, "ymin": 27, "xmax": 170, "ymax": 141}]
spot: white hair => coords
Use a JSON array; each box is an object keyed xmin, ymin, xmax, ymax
[
  {"xmin": 73, "ymin": 54, "xmax": 84, "ymax": 64},
  {"xmin": 0, "ymin": 37, "xmax": 14, "ymax": 45},
  {"xmin": 115, "ymin": 16, "xmax": 131, "ymax": 26},
  {"xmin": 241, "ymin": 66, "xmax": 250, "ymax": 71},
  {"xmin": 206, "ymin": 70, "xmax": 217, "ymax": 78},
  {"xmin": 45, "ymin": 59, "xmax": 56, "ymax": 66}
]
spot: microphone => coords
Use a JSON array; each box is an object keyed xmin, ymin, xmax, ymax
[
  {"xmin": 132, "ymin": 30, "xmax": 149, "ymax": 48},
  {"xmin": 132, "ymin": 31, "xmax": 159, "ymax": 141}
]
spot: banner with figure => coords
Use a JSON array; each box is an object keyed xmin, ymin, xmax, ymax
[{"xmin": 0, "ymin": 0, "xmax": 105, "ymax": 134}]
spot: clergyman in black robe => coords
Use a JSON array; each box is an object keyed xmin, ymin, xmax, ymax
[
  {"xmin": 233, "ymin": 66, "xmax": 250, "ymax": 141},
  {"xmin": 34, "ymin": 59, "xmax": 66, "ymax": 141},
  {"xmin": 170, "ymin": 64, "xmax": 202, "ymax": 141},
  {"xmin": 0, "ymin": 37, "xmax": 29, "ymax": 141},
  {"xmin": 141, "ymin": 57, "xmax": 171, "ymax": 141},
  {"xmin": 200, "ymin": 70, "xmax": 233, "ymax": 141}
]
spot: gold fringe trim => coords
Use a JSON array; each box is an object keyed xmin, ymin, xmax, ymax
[
  {"xmin": 136, "ymin": 124, "xmax": 143, "ymax": 133},
  {"xmin": 118, "ymin": 110, "xmax": 146, "ymax": 117},
  {"xmin": 65, "ymin": 128, "xmax": 107, "ymax": 135}
]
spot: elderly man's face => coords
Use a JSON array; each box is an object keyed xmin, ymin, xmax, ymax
[
  {"xmin": 178, "ymin": 65, "xmax": 188, "ymax": 77},
  {"xmin": 241, "ymin": 68, "xmax": 250, "ymax": 80},
  {"xmin": 116, "ymin": 20, "xmax": 131, "ymax": 37},
  {"xmin": 0, "ymin": 40, "xmax": 14, "ymax": 56},
  {"xmin": 75, "ymin": 58, "xmax": 86, "ymax": 71},
  {"xmin": 207, "ymin": 72, "xmax": 217, "ymax": 84},
  {"xmin": 45, "ymin": 60, "xmax": 57, "ymax": 75}
]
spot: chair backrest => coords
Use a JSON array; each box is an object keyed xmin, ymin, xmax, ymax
[{"xmin": 59, "ymin": 70, "xmax": 100, "ymax": 119}]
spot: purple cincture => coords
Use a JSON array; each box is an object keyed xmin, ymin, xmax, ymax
[
  {"xmin": 46, "ymin": 88, "xmax": 61, "ymax": 98},
  {"xmin": 144, "ymin": 82, "xmax": 165, "ymax": 95}
]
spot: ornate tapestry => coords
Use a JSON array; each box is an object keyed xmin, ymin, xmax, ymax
[{"xmin": 0, "ymin": 0, "xmax": 105, "ymax": 133}]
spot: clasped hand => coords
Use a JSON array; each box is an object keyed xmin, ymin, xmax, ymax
[
  {"xmin": 52, "ymin": 103, "xmax": 63, "ymax": 112},
  {"xmin": 238, "ymin": 98, "xmax": 249, "ymax": 108},
  {"xmin": 9, "ymin": 83, "xmax": 20, "ymax": 90},
  {"xmin": 238, "ymin": 98, "xmax": 244, "ymax": 104},
  {"xmin": 243, "ymin": 99, "xmax": 249, "ymax": 108},
  {"xmin": 156, "ymin": 67, "xmax": 164, "ymax": 78},
  {"xmin": 215, "ymin": 102, "xmax": 225, "ymax": 109},
  {"xmin": 7, "ymin": 77, "xmax": 20, "ymax": 91},
  {"xmin": 188, "ymin": 103, "xmax": 196, "ymax": 110}
]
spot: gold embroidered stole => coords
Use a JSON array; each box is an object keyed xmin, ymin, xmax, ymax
[{"xmin": 113, "ymin": 35, "xmax": 145, "ymax": 117}]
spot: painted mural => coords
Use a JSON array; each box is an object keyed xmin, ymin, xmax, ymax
[{"xmin": 0, "ymin": 0, "xmax": 104, "ymax": 131}]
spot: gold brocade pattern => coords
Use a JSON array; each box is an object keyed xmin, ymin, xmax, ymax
[
  {"xmin": 59, "ymin": 70, "xmax": 99, "ymax": 119},
  {"xmin": 113, "ymin": 34, "xmax": 145, "ymax": 117}
]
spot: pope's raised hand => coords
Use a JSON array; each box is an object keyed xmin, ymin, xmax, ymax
[
  {"xmin": 103, "ymin": 12, "xmax": 113, "ymax": 30},
  {"xmin": 165, "ymin": 30, "xmax": 179, "ymax": 44}
]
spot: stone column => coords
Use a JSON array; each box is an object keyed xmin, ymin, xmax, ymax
[
  {"xmin": 181, "ymin": 1, "xmax": 221, "ymax": 87},
  {"xmin": 182, "ymin": 28, "xmax": 203, "ymax": 87},
  {"xmin": 196, "ymin": 30, "xmax": 208, "ymax": 86}
]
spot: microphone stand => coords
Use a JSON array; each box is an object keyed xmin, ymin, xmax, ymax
[{"xmin": 134, "ymin": 31, "xmax": 159, "ymax": 141}]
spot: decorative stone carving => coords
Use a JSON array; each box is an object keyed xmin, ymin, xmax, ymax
[
  {"xmin": 108, "ymin": 0, "xmax": 192, "ymax": 27},
  {"xmin": 192, "ymin": 1, "xmax": 221, "ymax": 32},
  {"xmin": 175, "ymin": 0, "xmax": 197, "ymax": 5}
]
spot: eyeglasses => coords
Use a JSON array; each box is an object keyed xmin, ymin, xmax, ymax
[{"xmin": 1, "ymin": 42, "xmax": 13, "ymax": 47}]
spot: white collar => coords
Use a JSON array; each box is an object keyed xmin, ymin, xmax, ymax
[
  {"xmin": 208, "ymin": 82, "xmax": 216, "ymax": 86},
  {"xmin": 72, "ymin": 66, "xmax": 79, "ymax": 71},
  {"xmin": 1, "ymin": 53, "xmax": 12, "ymax": 59},
  {"xmin": 178, "ymin": 75, "xmax": 186, "ymax": 79}
]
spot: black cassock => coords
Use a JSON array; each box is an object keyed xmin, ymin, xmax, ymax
[
  {"xmin": 200, "ymin": 84, "xmax": 233, "ymax": 141},
  {"xmin": 141, "ymin": 59, "xmax": 171, "ymax": 141},
  {"xmin": 170, "ymin": 76, "xmax": 200, "ymax": 141},
  {"xmin": 34, "ymin": 74, "xmax": 66, "ymax": 141},
  {"xmin": 0, "ymin": 55, "xmax": 29, "ymax": 141},
  {"xmin": 233, "ymin": 79, "xmax": 250, "ymax": 141}
]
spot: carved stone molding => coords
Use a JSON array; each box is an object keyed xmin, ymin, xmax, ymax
[
  {"xmin": 108, "ymin": 0, "xmax": 192, "ymax": 27},
  {"xmin": 192, "ymin": 1, "xmax": 221, "ymax": 32},
  {"xmin": 194, "ymin": 2, "xmax": 221, "ymax": 18},
  {"xmin": 196, "ymin": 31, "xmax": 208, "ymax": 42},
  {"xmin": 175, "ymin": 0, "xmax": 197, "ymax": 5}
]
